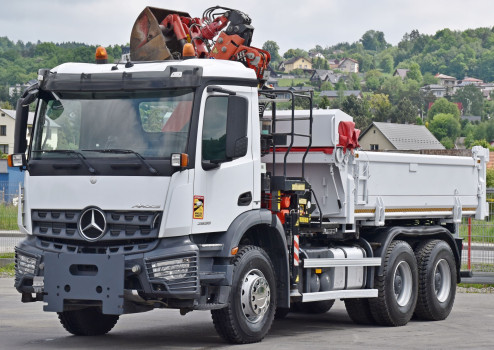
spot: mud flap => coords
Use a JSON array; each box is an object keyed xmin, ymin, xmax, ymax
[{"xmin": 43, "ymin": 253, "xmax": 124, "ymax": 315}]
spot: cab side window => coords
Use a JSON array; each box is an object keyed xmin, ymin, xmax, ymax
[{"xmin": 202, "ymin": 96, "xmax": 228, "ymax": 162}]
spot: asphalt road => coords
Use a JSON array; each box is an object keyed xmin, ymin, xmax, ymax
[{"xmin": 1, "ymin": 278, "xmax": 493, "ymax": 350}]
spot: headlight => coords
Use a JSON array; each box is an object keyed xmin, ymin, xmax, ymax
[
  {"xmin": 16, "ymin": 251, "xmax": 38, "ymax": 275},
  {"xmin": 151, "ymin": 258, "xmax": 192, "ymax": 280}
]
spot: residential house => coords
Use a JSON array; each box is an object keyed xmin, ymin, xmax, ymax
[
  {"xmin": 278, "ymin": 57, "xmax": 312, "ymax": 73},
  {"xmin": 434, "ymin": 73, "xmax": 456, "ymax": 89},
  {"xmin": 0, "ymin": 108, "xmax": 37, "ymax": 154},
  {"xmin": 359, "ymin": 122, "xmax": 445, "ymax": 151},
  {"xmin": 458, "ymin": 77, "xmax": 483, "ymax": 85},
  {"xmin": 338, "ymin": 58, "xmax": 359, "ymax": 73},
  {"xmin": 320, "ymin": 90, "xmax": 362, "ymax": 100},
  {"xmin": 8, "ymin": 83, "xmax": 30, "ymax": 97},
  {"xmin": 328, "ymin": 59, "xmax": 340, "ymax": 70},
  {"xmin": 481, "ymin": 83, "xmax": 494, "ymax": 100},
  {"xmin": 461, "ymin": 115, "xmax": 481, "ymax": 123},
  {"xmin": 393, "ymin": 69, "xmax": 409, "ymax": 80},
  {"xmin": 420, "ymin": 84, "xmax": 447, "ymax": 98},
  {"xmin": 309, "ymin": 52, "xmax": 325, "ymax": 60},
  {"xmin": 310, "ymin": 69, "xmax": 334, "ymax": 82}
]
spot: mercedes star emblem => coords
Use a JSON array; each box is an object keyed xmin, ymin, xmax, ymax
[{"xmin": 78, "ymin": 207, "xmax": 107, "ymax": 241}]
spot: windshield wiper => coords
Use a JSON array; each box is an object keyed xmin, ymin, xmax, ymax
[
  {"xmin": 82, "ymin": 149, "xmax": 158, "ymax": 175},
  {"xmin": 32, "ymin": 150, "xmax": 96, "ymax": 174}
]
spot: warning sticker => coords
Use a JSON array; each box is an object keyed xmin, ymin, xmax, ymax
[{"xmin": 193, "ymin": 196, "xmax": 204, "ymax": 220}]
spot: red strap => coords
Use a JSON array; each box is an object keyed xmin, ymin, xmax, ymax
[{"xmin": 337, "ymin": 121, "xmax": 360, "ymax": 153}]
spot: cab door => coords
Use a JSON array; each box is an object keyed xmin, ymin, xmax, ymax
[{"xmin": 192, "ymin": 85, "xmax": 254, "ymax": 234}]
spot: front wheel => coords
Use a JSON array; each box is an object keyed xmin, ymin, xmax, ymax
[
  {"xmin": 211, "ymin": 246, "xmax": 276, "ymax": 344},
  {"xmin": 58, "ymin": 307, "xmax": 119, "ymax": 336},
  {"xmin": 414, "ymin": 240, "xmax": 457, "ymax": 320},
  {"xmin": 369, "ymin": 240, "xmax": 418, "ymax": 326}
]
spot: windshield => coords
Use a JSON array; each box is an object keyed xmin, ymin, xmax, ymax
[{"xmin": 31, "ymin": 89, "xmax": 194, "ymax": 160}]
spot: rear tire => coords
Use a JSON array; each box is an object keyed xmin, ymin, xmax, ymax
[
  {"xmin": 369, "ymin": 240, "xmax": 418, "ymax": 326},
  {"xmin": 344, "ymin": 298, "xmax": 375, "ymax": 325},
  {"xmin": 58, "ymin": 307, "xmax": 119, "ymax": 336},
  {"xmin": 414, "ymin": 240, "xmax": 456, "ymax": 320},
  {"xmin": 211, "ymin": 246, "xmax": 276, "ymax": 344}
]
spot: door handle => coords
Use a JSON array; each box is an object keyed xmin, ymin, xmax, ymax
[{"xmin": 238, "ymin": 192, "xmax": 252, "ymax": 206}]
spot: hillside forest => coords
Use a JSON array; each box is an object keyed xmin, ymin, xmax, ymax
[{"xmin": 2, "ymin": 27, "xmax": 494, "ymax": 150}]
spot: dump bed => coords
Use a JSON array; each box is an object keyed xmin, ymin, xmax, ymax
[{"xmin": 262, "ymin": 110, "xmax": 488, "ymax": 226}]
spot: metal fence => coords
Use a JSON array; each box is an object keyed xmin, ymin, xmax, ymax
[{"xmin": 459, "ymin": 189, "xmax": 494, "ymax": 273}]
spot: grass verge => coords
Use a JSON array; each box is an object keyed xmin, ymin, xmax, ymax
[
  {"xmin": 0, "ymin": 262, "xmax": 14, "ymax": 277},
  {"xmin": 458, "ymin": 283, "xmax": 494, "ymax": 288},
  {"xmin": 0, "ymin": 253, "xmax": 14, "ymax": 258},
  {"xmin": 0, "ymin": 205, "xmax": 18, "ymax": 230}
]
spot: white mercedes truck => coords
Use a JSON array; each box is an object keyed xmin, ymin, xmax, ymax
[{"xmin": 11, "ymin": 58, "xmax": 488, "ymax": 344}]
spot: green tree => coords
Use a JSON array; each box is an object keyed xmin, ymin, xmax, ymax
[
  {"xmin": 262, "ymin": 40, "xmax": 281, "ymax": 63},
  {"xmin": 360, "ymin": 30, "xmax": 389, "ymax": 51},
  {"xmin": 379, "ymin": 54, "xmax": 394, "ymax": 74},
  {"xmin": 391, "ymin": 97, "xmax": 418, "ymax": 124},
  {"xmin": 422, "ymin": 72, "xmax": 439, "ymax": 85},
  {"xmin": 319, "ymin": 96, "xmax": 330, "ymax": 109},
  {"xmin": 367, "ymin": 93, "xmax": 391, "ymax": 122},
  {"xmin": 283, "ymin": 48, "xmax": 308, "ymax": 60},
  {"xmin": 406, "ymin": 62, "xmax": 423, "ymax": 83},
  {"xmin": 364, "ymin": 70, "xmax": 383, "ymax": 92},
  {"xmin": 427, "ymin": 98, "xmax": 460, "ymax": 120},
  {"xmin": 452, "ymin": 85, "xmax": 484, "ymax": 117},
  {"xmin": 428, "ymin": 113, "xmax": 461, "ymax": 148},
  {"xmin": 341, "ymin": 95, "xmax": 372, "ymax": 129}
]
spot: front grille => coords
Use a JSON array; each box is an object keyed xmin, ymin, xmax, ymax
[
  {"xmin": 145, "ymin": 254, "xmax": 198, "ymax": 293},
  {"xmin": 35, "ymin": 236, "xmax": 159, "ymax": 255},
  {"xmin": 32, "ymin": 209, "xmax": 161, "ymax": 243}
]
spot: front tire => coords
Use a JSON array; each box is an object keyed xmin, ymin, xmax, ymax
[
  {"xmin": 369, "ymin": 240, "xmax": 418, "ymax": 326},
  {"xmin": 58, "ymin": 307, "xmax": 119, "ymax": 336},
  {"xmin": 414, "ymin": 240, "xmax": 456, "ymax": 320},
  {"xmin": 211, "ymin": 246, "xmax": 276, "ymax": 344}
]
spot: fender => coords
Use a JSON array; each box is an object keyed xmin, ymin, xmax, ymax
[
  {"xmin": 216, "ymin": 209, "xmax": 290, "ymax": 308},
  {"xmin": 365, "ymin": 226, "xmax": 462, "ymax": 282}
]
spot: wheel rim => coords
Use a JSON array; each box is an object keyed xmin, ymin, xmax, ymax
[
  {"xmin": 241, "ymin": 269, "xmax": 271, "ymax": 324},
  {"xmin": 393, "ymin": 261, "xmax": 413, "ymax": 307},
  {"xmin": 434, "ymin": 259, "xmax": 451, "ymax": 303}
]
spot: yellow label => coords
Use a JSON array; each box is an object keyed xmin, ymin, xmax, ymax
[
  {"xmin": 292, "ymin": 183, "xmax": 305, "ymax": 191},
  {"xmin": 299, "ymin": 198, "xmax": 307, "ymax": 205},
  {"xmin": 299, "ymin": 217, "xmax": 309, "ymax": 224},
  {"xmin": 193, "ymin": 196, "xmax": 204, "ymax": 220}
]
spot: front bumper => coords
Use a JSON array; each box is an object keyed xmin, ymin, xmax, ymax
[{"xmin": 15, "ymin": 235, "xmax": 229, "ymax": 315}]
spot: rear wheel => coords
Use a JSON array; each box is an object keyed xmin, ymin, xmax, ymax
[
  {"xmin": 211, "ymin": 246, "xmax": 276, "ymax": 344},
  {"xmin": 369, "ymin": 240, "xmax": 418, "ymax": 326},
  {"xmin": 58, "ymin": 307, "xmax": 119, "ymax": 336},
  {"xmin": 344, "ymin": 298, "xmax": 375, "ymax": 325},
  {"xmin": 414, "ymin": 240, "xmax": 456, "ymax": 320}
]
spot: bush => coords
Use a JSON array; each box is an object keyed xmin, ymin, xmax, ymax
[{"xmin": 487, "ymin": 168, "xmax": 494, "ymax": 188}]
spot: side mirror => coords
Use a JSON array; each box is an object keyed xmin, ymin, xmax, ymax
[
  {"xmin": 225, "ymin": 95, "xmax": 249, "ymax": 159},
  {"xmin": 14, "ymin": 100, "xmax": 29, "ymax": 154},
  {"xmin": 14, "ymin": 83, "xmax": 39, "ymax": 154}
]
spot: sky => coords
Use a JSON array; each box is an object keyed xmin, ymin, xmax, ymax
[{"xmin": 1, "ymin": 0, "xmax": 494, "ymax": 55}]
